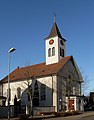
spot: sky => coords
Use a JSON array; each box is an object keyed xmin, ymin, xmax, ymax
[{"xmin": 0, "ymin": 0, "xmax": 94, "ymax": 95}]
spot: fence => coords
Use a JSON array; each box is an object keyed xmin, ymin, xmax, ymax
[
  {"xmin": 33, "ymin": 106, "xmax": 55, "ymax": 115},
  {"xmin": 0, "ymin": 106, "xmax": 14, "ymax": 118},
  {"xmin": 0, "ymin": 106, "xmax": 55, "ymax": 118}
]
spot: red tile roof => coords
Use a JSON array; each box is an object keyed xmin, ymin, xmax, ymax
[{"xmin": 1, "ymin": 56, "xmax": 72, "ymax": 83}]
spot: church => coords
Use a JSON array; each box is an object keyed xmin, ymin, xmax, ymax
[{"xmin": 0, "ymin": 19, "xmax": 84, "ymax": 114}]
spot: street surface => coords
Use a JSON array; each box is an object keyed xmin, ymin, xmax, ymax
[
  {"xmin": 0, "ymin": 111, "xmax": 94, "ymax": 120},
  {"xmin": 42, "ymin": 111, "xmax": 94, "ymax": 120}
]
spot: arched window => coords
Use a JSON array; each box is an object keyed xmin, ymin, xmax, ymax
[
  {"xmin": 33, "ymin": 80, "xmax": 39, "ymax": 98},
  {"xmin": 40, "ymin": 84, "xmax": 46, "ymax": 101},
  {"xmin": 60, "ymin": 47, "xmax": 64, "ymax": 57},
  {"xmin": 17, "ymin": 87, "xmax": 21, "ymax": 99},
  {"xmin": 48, "ymin": 48, "xmax": 51, "ymax": 57},
  {"xmin": 73, "ymin": 87, "xmax": 76, "ymax": 95},
  {"xmin": 33, "ymin": 80, "xmax": 39, "ymax": 106},
  {"xmin": 52, "ymin": 47, "xmax": 55, "ymax": 56}
]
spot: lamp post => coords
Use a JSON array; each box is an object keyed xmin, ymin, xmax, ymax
[{"xmin": 8, "ymin": 47, "xmax": 16, "ymax": 120}]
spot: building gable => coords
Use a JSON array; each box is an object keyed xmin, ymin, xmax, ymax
[{"xmin": 58, "ymin": 56, "xmax": 83, "ymax": 82}]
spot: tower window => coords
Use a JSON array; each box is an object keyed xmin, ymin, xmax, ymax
[
  {"xmin": 60, "ymin": 47, "xmax": 64, "ymax": 57},
  {"xmin": 52, "ymin": 47, "xmax": 55, "ymax": 56},
  {"xmin": 48, "ymin": 48, "xmax": 51, "ymax": 57}
]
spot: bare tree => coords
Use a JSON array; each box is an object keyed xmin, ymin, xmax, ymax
[
  {"xmin": 80, "ymin": 69, "xmax": 93, "ymax": 96},
  {"xmin": 21, "ymin": 69, "xmax": 34, "ymax": 118}
]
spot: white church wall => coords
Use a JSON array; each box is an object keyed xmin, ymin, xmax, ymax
[
  {"xmin": 2, "ymin": 83, "xmax": 8, "ymax": 105},
  {"xmin": 2, "ymin": 80, "xmax": 31, "ymax": 105},
  {"xmin": 2, "ymin": 76, "xmax": 54, "ymax": 107}
]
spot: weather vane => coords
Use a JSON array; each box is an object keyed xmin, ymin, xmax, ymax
[{"xmin": 53, "ymin": 12, "xmax": 56, "ymax": 22}]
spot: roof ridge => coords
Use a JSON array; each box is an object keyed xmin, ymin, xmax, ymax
[{"xmin": 19, "ymin": 61, "xmax": 46, "ymax": 69}]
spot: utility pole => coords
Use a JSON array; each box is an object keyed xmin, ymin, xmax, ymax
[{"xmin": 8, "ymin": 47, "xmax": 16, "ymax": 120}]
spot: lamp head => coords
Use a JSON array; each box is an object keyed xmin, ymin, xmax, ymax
[{"xmin": 8, "ymin": 47, "xmax": 16, "ymax": 53}]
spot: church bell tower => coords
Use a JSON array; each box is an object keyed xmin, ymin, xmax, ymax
[{"xmin": 45, "ymin": 20, "xmax": 66, "ymax": 65}]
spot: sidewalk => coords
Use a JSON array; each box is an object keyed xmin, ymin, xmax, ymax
[
  {"xmin": 0, "ymin": 114, "xmax": 55, "ymax": 120},
  {"xmin": 48, "ymin": 111, "xmax": 94, "ymax": 120},
  {"xmin": 0, "ymin": 111, "xmax": 94, "ymax": 120}
]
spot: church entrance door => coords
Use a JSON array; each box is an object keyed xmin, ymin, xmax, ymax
[{"xmin": 70, "ymin": 99, "xmax": 74, "ymax": 110}]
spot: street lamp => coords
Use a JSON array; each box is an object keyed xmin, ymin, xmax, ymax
[{"xmin": 8, "ymin": 47, "xmax": 16, "ymax": 120}]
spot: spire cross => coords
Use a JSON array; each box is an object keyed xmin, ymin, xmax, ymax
[{"xmin": 53, "ymin": 12, "xmax": 56, "ymax": 22}]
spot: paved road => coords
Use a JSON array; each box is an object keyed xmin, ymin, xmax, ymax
[
  {"xmin": 0, "ymin": 111, "xmax": 94, "ymax": 120},
  {"xmin": 42, "ymin": 112, "xmax": 94, "ymax": 120}
]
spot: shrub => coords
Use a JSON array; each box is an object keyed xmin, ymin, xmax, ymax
[
  {"xmin": 19, "ymin": 114, "xmax": 29, "ymax": 120},
  {"xmin": 54, "ymin": 111, "xmax": 81, "ymax": 117},
  {"xmin": 38, "ymin": 111, "xmax": 55, "ymax": 116},
  {"xmin": 55, "ymin": 112, "xmax": 66, "ymax": 117},
  {"xmin": 71, "ymin": 111, "xmax": 82, "ymax": 115}
]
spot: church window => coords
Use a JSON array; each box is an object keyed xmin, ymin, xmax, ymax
[
  {"xmin": 17, "ymin": 87, "xmax": 21, "ymax": 99},
  {"xmin": 48, "ymin": 48, "xmax": 51, "ymax": 57},
  {"xmin": 40, "ymin": 84, "xmax": 46, "ymax": 101},
  {"xmin": 33, "ymin": 80, "xmax": 39, "ymax": 106},
  {"xmin": 60, "ymin": 47, "xmax": 64, "ymax": 57},
  {"xmin": 73, "ymin": 87, "xmax": 76, "ymax": 95},
  {"xmin": 7, "ymin": 88, "xmax": 11, "ymax": 101},
  {"xmin": 28, "ymin": 94, "xmax": 30, "ymax": 101},
  {"xmin": 33, "ymin": 80, "xmax": 39, "ymax": 99},
  {"xmin": 52, "ymin": 47, "xmax": 55, "ymax": 56}
]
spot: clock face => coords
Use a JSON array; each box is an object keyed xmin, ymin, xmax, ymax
[
  {"xmin": 49, "ymin": 39, "xmax": 54, "ymax": 45},
  {"xmin": 60, "ymin": 40, "xmax": 64, "ymax": 46}
]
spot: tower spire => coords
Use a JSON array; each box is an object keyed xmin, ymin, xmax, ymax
[{"xmin": 45, "ymin": 18, "xmax": 66, "ymax": 65}]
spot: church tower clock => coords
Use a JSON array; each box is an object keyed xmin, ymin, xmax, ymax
[{"xmin": 45, "ymin": 20, "xmax": 66, "ymax": 65}]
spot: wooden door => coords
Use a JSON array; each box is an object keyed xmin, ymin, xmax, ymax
[{"xmin": 70, "ymin": 100, "xmax": 74, "ymax": 110}]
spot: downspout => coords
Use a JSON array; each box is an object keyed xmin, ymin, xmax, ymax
[
  {"xmin": 80, "ymin": 82, "xmax": 82, "ymax": 96},
  {"xmin": 56, "ymin": 75, "xmax": 59, "ymax": 112},
  {"xmin": 52, "ymin": 75, "xmax": 53, "ymax": 107}
]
